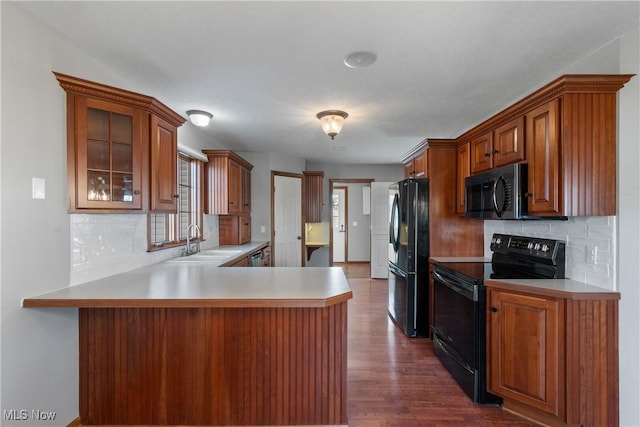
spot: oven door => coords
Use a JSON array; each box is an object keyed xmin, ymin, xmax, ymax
[{"xmin": 432, "ymin": 268, "xmax": 477, "ymax": 366}]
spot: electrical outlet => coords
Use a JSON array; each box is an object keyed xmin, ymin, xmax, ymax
[
  {"xmin": 32, "ymin": 177, "xmax": 45, "ymax": 199},
  {"xmin": 586, "ymin": 245, "xmax": 597, "ymax": 265}
]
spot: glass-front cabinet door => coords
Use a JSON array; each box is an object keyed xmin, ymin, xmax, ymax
[{"xmin": 75, "ymin": 97, "xmax": 144, "ymax": 210}]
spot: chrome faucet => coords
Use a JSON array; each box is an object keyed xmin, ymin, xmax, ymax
[{"xmin": 183, "ymin": 223, "xmax": 201, "ymax": 256}]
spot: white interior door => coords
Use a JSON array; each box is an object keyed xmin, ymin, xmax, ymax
[
  {"xmin": 371, "ymin": 182, "xmax": 393, "ymax": 278},
  {"xmin": 274, "ymin": 175, "xmax": 302, "ymax": 266},
  {"xmin": 332, "ymin": 187, "xmax": 347, "ymax": 263}
]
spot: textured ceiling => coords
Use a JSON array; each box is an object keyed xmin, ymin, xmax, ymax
[{"xmin": 16, "ymin": 1, "xmax": 640, "ymax": 164}]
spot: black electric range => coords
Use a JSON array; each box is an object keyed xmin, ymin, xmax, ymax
[{"xmin": 431, "ymin": 233, "xmax": 566, "ymax": 404}]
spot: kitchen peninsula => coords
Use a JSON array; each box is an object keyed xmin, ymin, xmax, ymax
[{"xmin": 23, "ymin": 264, "xmax": 352, "ymax": 426}]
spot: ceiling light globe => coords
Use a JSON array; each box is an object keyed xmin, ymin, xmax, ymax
[
  {"xmin": 187, "ymin": 110, "xmax": 213, "ymax": 127},
  {"xmin": 316, "ymin": 110, "xmax": 349, "ymax": 140}
]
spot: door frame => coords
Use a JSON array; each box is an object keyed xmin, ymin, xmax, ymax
[
  {"xmin": 329, "ymin": 178, "xmax": 374, "ymax": 266},
  {"xmin": 271, "ymin": 171, "xmax": 304, "ymax": 266},
  {"xmin": 332, "ymin": 186, "xmax": 348, "ymax": 264}
]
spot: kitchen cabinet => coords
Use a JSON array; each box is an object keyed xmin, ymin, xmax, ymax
[
  {"xmin": 261, "ymin": 245, "xmax": 271, "ymax": 266},
  {"xmin": 203, "ymin": 150, "xmax": 253, "ymax": 215},
  {"xmin": 486, "ymin": 281, "xmax": 620, "ymax": 426},
  {"xmin": 303, "ymin": 171, "xmax": 324, "ymax": 223},
  {"xmin": 55, "ymin": 72, "xmax": 185, "ymax": 213},
  {"xmin": 203, "ymin": 150, "xmax": 253, "ymax": 244},
  {"xmin": 403, "ymin": 148, "xmax": 427, "ymax": 178},
  {"xmin": 469, "ymin": 131, "xmax": 494, "ymax": 174},
  {"xmin": 218, "ymin": 214, "xmax": 251, "ymax": 245},
  {"xmin": 427, "ymin": 140, "xmax": 484, "ymax": 257},
  {"xmin": 470, "ymin": 117, "xmax": 524, "ymax": 174},
  {"xmin": 525, "ymin": 99, "xmax": 560, "ymax": 215},
  {"xmin": 456, "ymin": 142, "xmax": 470, "ymax": 214},
  {"xmin": 487, "ymin": 289, "xmax": 563, "ymax": 417},
  {"xmin": 150, "ymin": 114, "xmax": 179, "ymax": 212},
  {"xmin": 456, "ymin": 74, "xmax": 633, "ymax": 217},
  {"xmin": 525, "ymin": 84, "xmax": 625, "ymax": 216}
]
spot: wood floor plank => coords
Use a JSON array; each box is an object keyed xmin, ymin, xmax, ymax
[{"xmin": 342, "ymin": 263, "xmax": 537, "ymax": 426}]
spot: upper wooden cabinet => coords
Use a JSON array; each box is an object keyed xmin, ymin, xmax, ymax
[
  {"xmin": 303, "ymin": 171, "xmax": 324, "ymax": 223},
  {"xmin": 469, "ymin": 131, "xmax": 494, "ymax": 174},
  {"xmin": 457, "ymin": 74, "xmax": 633, "ymax": 217},
  {"xmin": 202, "ymin": 150, "xmax": 253, "ymax": 215},
  {"xmin": 55, "ymin": 72, "xmax": 185, "ymax": 213},
  {"xmin": 150, "ymin": 114, "xmax": 179, "ymax": 212},
  {"xmin": 218, "ymin": 214, "xmax": 251, "ymax": 245},
  {"xmin": 403, "ymin": 147, "xmax": 427, "ymax": 179},
  {"xmin": 456, "ymin": 143, "xmax": 470, "ymax": 214},
  {"xmin": 470, "ymin": 117, "xmax": 524, "ymax": 174},
  {"xmin": 525, "ymin": 99, "xmax": 561, "ymax": 215}
]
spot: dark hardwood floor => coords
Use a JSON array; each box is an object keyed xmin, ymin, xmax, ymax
[{"xmin": 339, "ymin": 262, "xmax": 537, "ymax": 427}]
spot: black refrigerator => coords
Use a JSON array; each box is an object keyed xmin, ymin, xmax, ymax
[{"xmin": 388, "ymin": 178, "xmax": 429, "ymax": 337}]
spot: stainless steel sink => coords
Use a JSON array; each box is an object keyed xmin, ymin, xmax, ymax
[{"xmin": 166, "ymin": 255, "xmax": 229, "ymax": 263}]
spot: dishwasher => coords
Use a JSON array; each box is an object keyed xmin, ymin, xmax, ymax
[{"xmin": 249, "ymin": 250, "xmax": 263, "ymax": 267}]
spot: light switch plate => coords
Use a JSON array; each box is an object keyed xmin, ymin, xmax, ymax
[{"xmin": 32, "ymin": 177, "xmax": 45, "ymax": 199}]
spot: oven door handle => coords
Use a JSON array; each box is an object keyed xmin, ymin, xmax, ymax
[{"xmin": 432, "ymin": 270, "xmax": 477, "ymax": 301}]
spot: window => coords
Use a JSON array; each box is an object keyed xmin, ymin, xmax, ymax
[{"xmin": 148, "ymin": 154, "xmax": 203, "ymax": 249}]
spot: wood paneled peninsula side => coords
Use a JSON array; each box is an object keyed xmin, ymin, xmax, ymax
[{"xmin": 23, "ymin": 265, "xmax": 352, "ymax": 427}]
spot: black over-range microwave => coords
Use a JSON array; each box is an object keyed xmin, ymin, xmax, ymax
[{"xmin": 464, "ymin": 163, "xmax": 527, "ymax": 219}]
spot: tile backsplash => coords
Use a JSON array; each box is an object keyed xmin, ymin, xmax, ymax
[
  {"xmin": 71, "ymin": 214, "xmax": 219, "ymax": 285},
  {"xmin": 484, "ymin": 216, "xmax": 616, "ymax": 290}
]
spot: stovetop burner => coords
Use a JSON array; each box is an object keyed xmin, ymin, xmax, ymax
[{"xmin": 437, "ymin": 234, "xmax": 566, "ymax": 282}]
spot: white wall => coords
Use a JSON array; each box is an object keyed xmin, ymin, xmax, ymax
[
  {"xmin": 484, "ymin": 31, "xmax": 640, "ymax": 426},
  {"xmin": 616, "ymin": 29, "xmax": 640, "ymax": 427},
  {"xmin": 239, "ymin": 151, "xmax": 306, "ymax": 242},
  {"xmin": 0, "ymin": 3, "xmax": 214, "ymax": 425},
  {"xmin": 305, "ymin": 162, "xmax": 402, "ymax": 263},
  {"xmin": 305, "ymin": 161, "xmax": 403, "ymax": 223}
]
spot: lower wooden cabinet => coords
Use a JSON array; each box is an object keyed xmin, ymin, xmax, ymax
[
  {"xmin": 218, "ymin": 215, "xmax": 251, "ymax": 245},
  {"xmin": 486, "ymin": 282, "xmax": 620, "ymax": 427},
  {"xmin": 261, "ymin": 245, "xmax": 271, "ymax": 266},
  {"xmin": 487, "ymin": 289, "xmax": 563, "ymax": 417}
]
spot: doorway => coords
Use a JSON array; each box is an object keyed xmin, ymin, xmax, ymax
[
  {"xmin": 271, "ymin": 172, "xmax": 303, "ymax": 266},
  {"xmin": 329, "ymin": 178, "xmax": 374, "ymax": 266},
  {"xmin": 332, "ymin": 186, "xmax": 348, "ymax": 263}
]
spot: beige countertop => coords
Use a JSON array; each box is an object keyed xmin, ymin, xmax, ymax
[
  {"xmin": 430, "ymin": 256, "xmax": 619, "ymax": 300},
  {"xmin": 485, "ymin": 278, "xmax": 620, "ymax": 300},
  {"xmin": 305, "ymin": 241, "xmax": 329, "ymax": 246},
  {"xmin": 23, "ymin": 265, "xmax": 353, "ymax": 309}
]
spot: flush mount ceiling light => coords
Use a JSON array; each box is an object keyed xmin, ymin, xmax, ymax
[
  {"xmin": 316, "ymin": 110, "xmax": 348, "ymax": 140},
  {"xmin": 344, "ymin": 50, "xmax": 377, "ymax": 68},
  {"xmin": 186, "ymin": 110, "xmax": 213, "ymax": 127}
]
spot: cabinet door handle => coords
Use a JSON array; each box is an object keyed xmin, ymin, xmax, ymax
[
  {"xmin": 134, "ymin": 189, "xmax": 141, "ymax": 195},
  {"xmin": 492, "ymin": 149, "xmax": 499, "ymax": 154},
  {"xmin": 524, "ymin": 192, "xmax": 533, "ymax": 198},
  {"xmin": 173, "ymin": 194, "xmax": 179, "ymax": 198},
  {"xmin": 491, "ymin": 307, "xmax": 498, "ymax": 313},
  {"xmin": 484, "ymin": 152, "xmax": 491, "ymax": 157}
]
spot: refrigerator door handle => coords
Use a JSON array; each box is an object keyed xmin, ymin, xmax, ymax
[
  {"xmin": 389, "ymin": 262, "xmax": 407, "ymax": 278},
  {"xmin": 389, "ymin": 193, "xmax": 401, "ymax": 252}
]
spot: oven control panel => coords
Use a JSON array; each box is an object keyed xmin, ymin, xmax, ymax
[{"xmin": 490, "ymin": 233, "xmax": 565, "ymax": 261}]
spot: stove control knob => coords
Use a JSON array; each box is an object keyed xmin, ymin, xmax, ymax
[
  {"xmin": 534, "ymin": 243, "xmax": 541, "ymax": 251},
  {"xmin": 541, "ymin": 244, "xmax": 549, "ymax": 252},
  {"xmin": 527, "ymin": 242, "xmax": 534, "ymax": 250}
]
